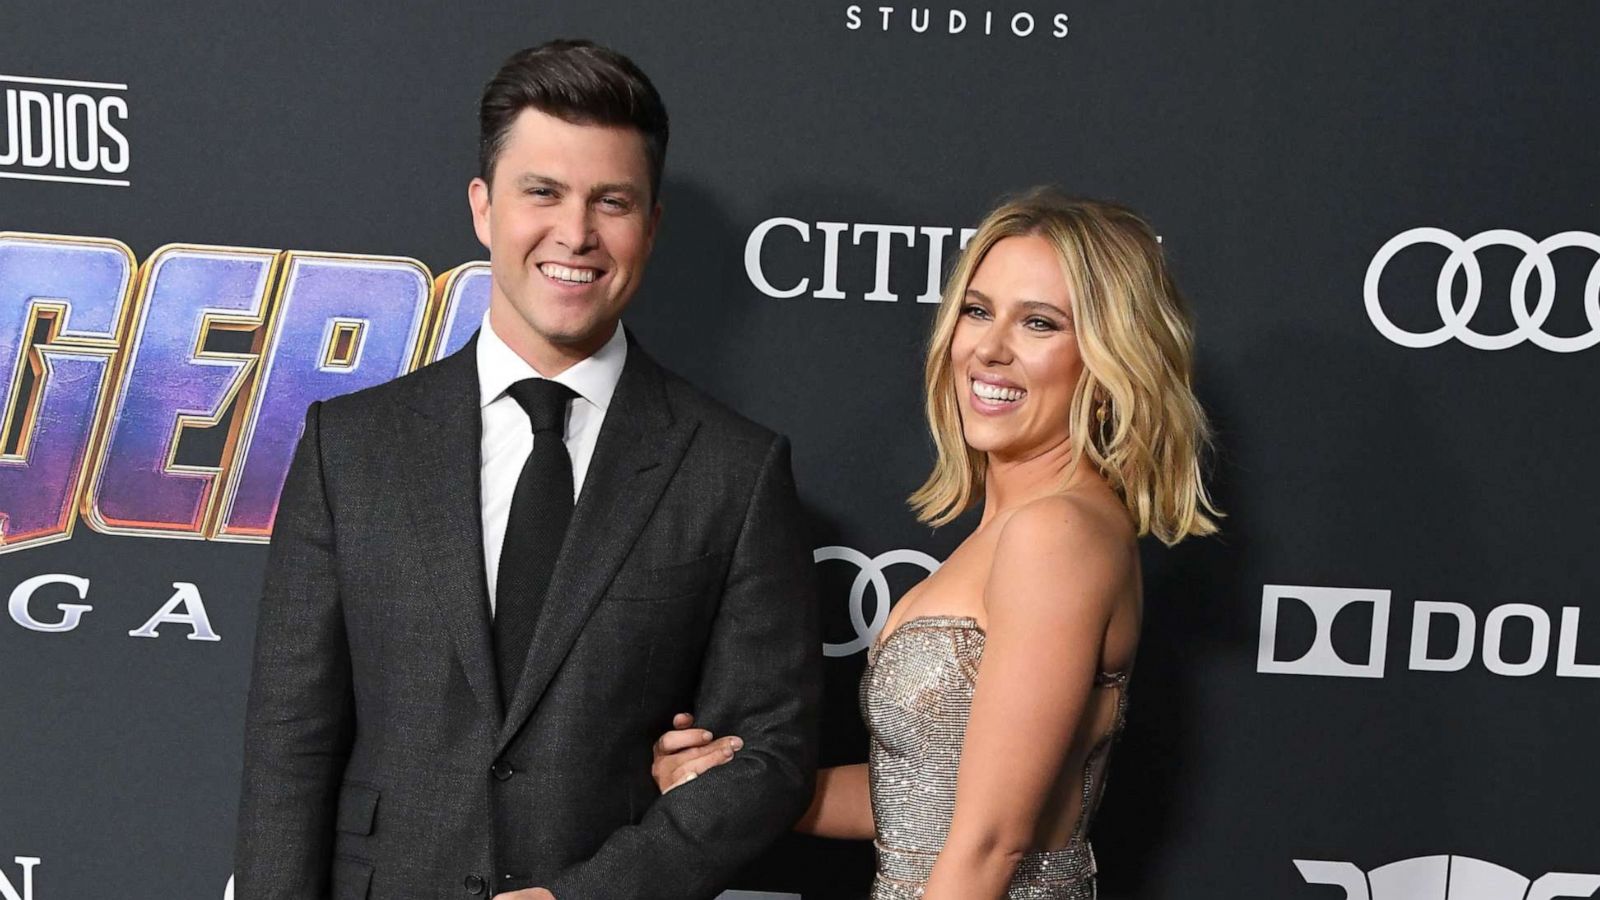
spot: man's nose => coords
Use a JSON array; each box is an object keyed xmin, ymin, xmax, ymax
[{"xmin": 552, "ymin": 200, "xmax": 597, "ymax": 253}]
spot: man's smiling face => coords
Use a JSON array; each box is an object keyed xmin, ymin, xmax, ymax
[{"xmin": 470, "ymin": 106, "xmax": 660, "ymax": 373}]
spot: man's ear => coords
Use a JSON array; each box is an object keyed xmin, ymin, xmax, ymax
[{"xmin": 469, "ymin": 177, "xmax": 493, "ymax": 250}]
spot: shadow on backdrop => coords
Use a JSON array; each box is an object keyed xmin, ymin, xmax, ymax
[{"xmin": 1095, "ymin": 354, "xmax": 1251, "ymax": 899}]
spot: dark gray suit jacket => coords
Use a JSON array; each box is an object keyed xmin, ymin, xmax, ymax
[{"xmin": 234, "ymin": 333, "xmax": 822, "ymax": 900}]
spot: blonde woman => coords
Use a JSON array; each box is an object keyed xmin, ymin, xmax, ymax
[{"xmin": 652, "ymin": 189, "xmax": 1218, "ymax": 899}]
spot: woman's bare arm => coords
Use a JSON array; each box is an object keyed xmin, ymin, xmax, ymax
[
  {"xmin": 922, "ymin": 497, "xmax": 1131, "ymax": 900},
  {"xmin": 797, "ymin": 763, "xmax": 873, "ymax": 839}
]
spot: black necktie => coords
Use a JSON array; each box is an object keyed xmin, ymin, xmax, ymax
[{"xmin": 493, "ymin": 378, "xmax": 578, "ymax": 706}]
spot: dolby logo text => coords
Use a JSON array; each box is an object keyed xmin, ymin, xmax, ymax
[
  {"xmin": 0, "ymin": 74, "xmax": 130, "ymax": 187},
  {"xmin": 1257, "ymin": 584, "xmax": 1599, "ymax": 680}
]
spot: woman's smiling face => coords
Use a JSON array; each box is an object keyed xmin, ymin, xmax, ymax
[{"xmin": 949, "ymin": 234, "xmax": 1084, "ymax": 461}]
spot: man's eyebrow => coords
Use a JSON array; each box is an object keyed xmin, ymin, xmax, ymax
[
  {"xmin": 590, "ymin": 181, "xmax": 645, "ymax": 199},
  {"xmin": 516, "ymin": 173, "xmax": 568, "ymax": 191}
]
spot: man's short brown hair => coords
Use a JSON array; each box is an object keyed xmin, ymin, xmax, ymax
[{"xmin": 478, "ymin": 39, "xmax": 670, "ymax": 201}]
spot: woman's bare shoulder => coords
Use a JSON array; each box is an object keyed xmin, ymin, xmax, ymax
[{"xmin": 994, "ymin": 491, "xmax": 1135, "ymax": 561}]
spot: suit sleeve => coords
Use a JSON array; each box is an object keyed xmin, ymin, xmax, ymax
[
  {"xmin": 548, "ymin": 434, "xmax": 823, "ymax": 900},
  {"xmin": 233, "ymin": 401, "xmax": 355, "ymax": 899}
]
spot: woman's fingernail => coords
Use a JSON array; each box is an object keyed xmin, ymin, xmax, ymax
[{"xmin": 730, "ymin": 737, "xmax": 744, "ymax": 750}]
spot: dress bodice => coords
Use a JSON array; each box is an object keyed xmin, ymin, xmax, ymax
[{"xmin": 860, "ymin": 615, "xmax": 1127, "ymax": 899}]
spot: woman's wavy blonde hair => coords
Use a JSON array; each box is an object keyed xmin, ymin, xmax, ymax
[{"xmin": 909, "ymin": 188, "xmax": 1220, "ymax": 545}]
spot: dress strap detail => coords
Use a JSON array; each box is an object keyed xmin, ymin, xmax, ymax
[{"xmin": 1094, "ymin": 669, "xmax": 1129, "ymax": 688}]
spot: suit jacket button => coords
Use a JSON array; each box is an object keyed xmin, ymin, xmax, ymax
[
  {"xmin": 490, "ymin": 760, "xmax": 515, "ymax": 781},
  {"xmin": 464, "ymin": 874, "xmax": 486, "ymax": 895}
]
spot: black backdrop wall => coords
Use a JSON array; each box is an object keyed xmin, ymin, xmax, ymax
[{"xmin": 2, "ymin": 2, "xmax": 1598, "ymax": 898}]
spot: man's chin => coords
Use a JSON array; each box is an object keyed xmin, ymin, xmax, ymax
[{"xmin": 538, "ymin": 319, "xmax": 618, "ymax": 350}]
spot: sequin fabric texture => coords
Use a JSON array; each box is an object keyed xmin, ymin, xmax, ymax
[{"xmin": 860, "ymin": 615, "xmax": 1128, "ymax": 900}]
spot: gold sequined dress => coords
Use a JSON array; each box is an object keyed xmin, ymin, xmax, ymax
[{"xmin": 861, "ymin": 616, "xmax": 1128, "ymax": 899}]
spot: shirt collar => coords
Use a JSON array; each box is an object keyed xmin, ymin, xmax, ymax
[{"xmin": 476, "ymin": 309, "xmax": 628, "ymax": 411}]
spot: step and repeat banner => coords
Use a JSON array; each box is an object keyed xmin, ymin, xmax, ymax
[{"xmin": 2, "ymin": 2, "xmax": 1597, "ymax": 898}]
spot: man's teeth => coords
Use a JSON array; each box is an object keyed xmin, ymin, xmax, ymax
[
  {"xmin": 973, "ymin": 381, "xmax": 1025, "ymax": 402},
  {"xmin": 541, "ymin": 263, "xmax": 597, "ymax": 284}
]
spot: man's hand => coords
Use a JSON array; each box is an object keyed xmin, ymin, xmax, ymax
[{"xmin": 492, "ymin": 889, "xmax": 554, "ymax": 900}]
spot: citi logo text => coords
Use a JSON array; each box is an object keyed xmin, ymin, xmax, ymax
[
  {"xmin": 1257, "ymin": 584, "xmax": 1599, "ymax": 679},
  {"xmin": 845, "ymin": 5, "xmax": 1069, "ymax": 38},
  {"xmin": 0, "ymin": 74, "xmax": 129, "ymax": 187},
  {"xmin": 0, "ymin": 856, "xmax": 40, "ymax": 900},
  {"xmin": 1295, "ymin": 854, "xmax": 1600, "ymax": 899},
  {"xmin": 746, "ymin": 217, "xmax": 1159, "ymax": 303},
  {"xmin": 746, "ymin": 218, "xmax": 977, "ymax": 303},
  {"xmin": 1366, "ymin": 228, "xmax": 1600, "ymax": 352}
]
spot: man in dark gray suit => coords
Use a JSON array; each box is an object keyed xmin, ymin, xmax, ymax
[{"xmin": 234, "ymin": 40, "xmax": 821, "ymax": 900}]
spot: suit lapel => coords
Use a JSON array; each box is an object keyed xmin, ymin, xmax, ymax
[
  {"xmin": 497, "ymin": 341, "xmax": 698, "ymax": 752},
  {"xmin": 396, "ymin": 336, "xmax": 501, "ymax": 719}
]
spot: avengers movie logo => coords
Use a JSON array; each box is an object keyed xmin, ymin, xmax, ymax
[
  {"xmin": 0, "ymin": 232, "xmax": 492, "ymax": 554},
  {"xmin": 8, "ymin": 573, "xmax": 221, "ymax": 641}
]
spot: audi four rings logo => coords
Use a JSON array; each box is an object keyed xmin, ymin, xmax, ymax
[
  {"xmin": 815, "ymin": 546, "xmax": 942, "ymax": 657},
  {"xmin": 1365, "ymin": 228, "xmax": 1600, "ymax": 352},
  {"xmin": 1296, "ymin": 855, "xmax": 1600, "ymax": 900}
]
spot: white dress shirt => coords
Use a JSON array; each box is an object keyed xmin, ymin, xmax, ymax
[{"xmin": 478, "ymin": 310, "xmax": 627, "ymax": 616}]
